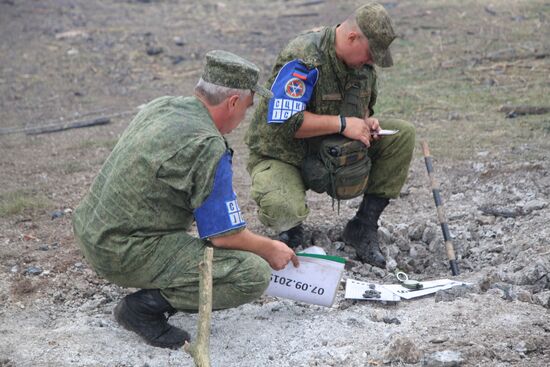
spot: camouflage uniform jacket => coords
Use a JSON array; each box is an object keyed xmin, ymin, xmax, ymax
[
  {"xmin": 73, "ymin": 96, "xmax": 241, "ymax": 274},
  {"xmin": 245, "ymin": 26, "xmax": 378, "ymax": 168}
]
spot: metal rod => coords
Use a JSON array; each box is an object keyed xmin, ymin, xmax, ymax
[{"xmin": 421, "ymin": 141, "xmax": 459, "ymax": 276}]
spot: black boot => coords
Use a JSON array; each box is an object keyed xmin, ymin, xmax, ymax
[
  {"xmin": 113, "ymin": 289, "xmax": 190, "ymax": 349},
  {"xmin": 342, "ymin": 195, "xmax": 389, "ymax": 268},
  {"xmin": 278, "ymin": 224, "xmax": 305, "ymax": 249}
]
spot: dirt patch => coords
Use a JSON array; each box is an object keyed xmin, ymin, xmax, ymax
[{"xmin": 1, "ymin": 0, "xmax": 549, "ymax": 366}]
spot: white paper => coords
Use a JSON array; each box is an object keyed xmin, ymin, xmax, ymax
[
  {"xmin": 372, "ymin": 129, "xmax": 399, "ymax": 136},
  {"xmin": 384, "ymin": 279, "xmax": 468, "ymax": 300},
  {"xmin": 344, "ymin": 278, "xmax": 469, "ymax": 301},
  {"xmin": 265, "ymin": 254, "xmax": 345, "ymax": 307},
  {"xmin": 344, "ymin": 279, "xmax": 401, "ymax": 302},
  {"xmin": 299, "ymin": 246, "xmax": 327, "ymax": 256}
]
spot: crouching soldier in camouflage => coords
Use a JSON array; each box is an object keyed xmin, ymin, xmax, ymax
[
  {"xmin": 245, "ymin": 3, "xmax": 415, "ymax": 268},
  {"xmin": 73, "ymin": 50, "xmax": 298, "ymax": 349}
]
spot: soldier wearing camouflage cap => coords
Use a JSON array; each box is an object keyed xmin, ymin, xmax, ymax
[
  {"xmin": 245, "ymin": 3, "xmax": 416, "ymax": 267},
  {"xmin": 73, "ymin": 50, "xmax": 297, "ymax": 349}
]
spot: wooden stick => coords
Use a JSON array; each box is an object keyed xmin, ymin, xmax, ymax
[
  {"xmin": 0, "ymin": 110, "xmax": 134, "ymax": 136},
  {"xmin": 184, "ymin": 247, "xmax": 214, "ymax": 367},
  {"xmin": 421, "ymin": 141, "xmax": 460, "ymax": 276},
  {"xmin": 25, "ymin": 116, "xmax": 111, "ymax": 135},
  {"xmin": 498, "ymin": 105, "xmax": 550, "ymax": 116}
]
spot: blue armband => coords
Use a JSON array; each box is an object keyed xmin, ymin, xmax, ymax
[
  {"xmin": 194, "ymin": 151, "xmax": 246, "ymax": 239},
  {"xmin": 267, "ymin": 59, "xmax": 319, "ymax": 124}
]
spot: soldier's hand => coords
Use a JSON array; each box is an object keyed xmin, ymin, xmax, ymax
[
  {"xmin": 266, "ymin": 240, "xmax": 300, "ymax": 270},
  {"xmin": 365, "ymin": 117, "xmax": 381, "ymax": 141},
  {"xmin": 342, "ymin": 116, "xmax": 373, "ymax": 147}
]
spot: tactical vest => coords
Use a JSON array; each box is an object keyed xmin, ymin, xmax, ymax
[{"xmin": 301, "ymin": 60, "xmax": 372, "ymax": 201}]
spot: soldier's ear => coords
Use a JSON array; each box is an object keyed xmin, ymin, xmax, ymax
[
  {"xmin": 348, "ymin": 31, "xmax": 360, "ymax": 43},
  {"xmin": 227, "ymin": 94, "xmax": 239, "ymax": 109}
]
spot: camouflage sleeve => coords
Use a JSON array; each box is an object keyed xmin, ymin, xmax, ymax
[{"xmin": 157, "ymin": 137, "xmax": 226, "ymax": 210}]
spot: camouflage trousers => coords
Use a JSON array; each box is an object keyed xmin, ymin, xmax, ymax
[
  {"xmin": 248, "ymin": 118, "xmax": 415, "ymax": 233},
  {"xmin": 94, "ymin": 232, "xmax": 271, "ymax": 312}
]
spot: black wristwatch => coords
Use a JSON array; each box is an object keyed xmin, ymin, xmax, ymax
[{"xmin": 338, "ymin": 115, "xmax": 346, "ymax": 134}]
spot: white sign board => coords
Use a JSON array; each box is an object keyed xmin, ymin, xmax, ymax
[
  {"xmin": 344, "ymin": 279, "xmax": 401, "ymax": 302},
  {"xmin": 383, "ymin": 279, "xmax": 467, "ymax": 300},
  {"xmin": 344, "ymin": 278, "xmax": 469, "ymax": 302},
  {"xmin": 265, "ymin": 250, "xmax": 345, "ymax": 307}
]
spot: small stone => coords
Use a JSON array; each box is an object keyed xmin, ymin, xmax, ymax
[
  {"xmin": 51, "ymin": 210, "xmax": 64, "ymax": 220},
  {"xmin": 516, "ymin": 289, "xmax": 533, "ymax": 303},
  {"xmin": 173, "ymin": 36, "xmax": 186, "ymax": 46},
  {"xmin": 38, "ymin": 245, "xmax": 49, "ymax": 251},
  {"xmin": 395, "ymin": 236, "xmax": 411, "ymax": 252},
  {"xmin": 448, "ymin": 111, "xmax": 461, "ymax": 121},
  {"xmin": 429, "ymin": 336, "xmax": 449, "ymax": 344},
  {"xmin": 10, "ymin": 265, "xmax": 19, "ymax": 273},
  {"xmin": 385, "ymin": 337, "xmax": 422, "ymax": 364},
  {"xmin": 435, "ymin": 285, "xmax": 477, "ymax": 302},
  {"xmin": 428, "ymin": 238, "xmax": 444, "ymax": 253},
  {"xmin": 472, "ymin": 162, "xmax": 485, "ymax": 172},
  {"xmin": 371, "ymin": 267, "xmax": 386, "ymax": 278},
  {"xmin": 486, "ymin": 287, "xmax": 505, "ymax": 299},
  {"xmin": 327, "ymin": 226, "xmax": 343, "ymax": 242},
  {"xmin": 522, "ymin": 199, "xmax": 547, "ymax": 213},
  {"xmin": 491, "ymin": 282, "xmax": 515, "ymax": 300},
  {"xmin": 370, "ymin": 310, "xmax": 384, "ymax": 322},
  {"xmin": 386, "ymin": 257, "xmax": 398, "ymax": 272},
  {"xmin": 333, "ymin": 241, "xmax": 345, "ymax": 251},
  {"xmin": 169, "ymin": 55, "xmax": 185, "ymax": 65},
  {"xmin": 382, "ymin": 316, "xmax": 401, "ymax": 325},
  {"xmin": 146, "ymin": 46, "xmax": 163, "ymax": 56},
  {"xmin": 477, "ymin": 271, "xmax": 500, "ymax": 292},
  {"xmin": 345, "ymin": 259, "xmax": 361, "ymax": 270},
  {"xmin": 487, "ymin": 245, "xmax": 504, "ymax": 253},
  {"xmin": 378, "ymin": 227, "xmax": 391, "ymax": 244},
  {"xmin": 476, "ymin": 215, "xmax": 496, "ymax": 225},
  {"xmin": 422, "ymin": 350, "xmax": 463, "ymax": 366},
  {"xmin": 271, "ymin": 305, "xmax": 282, "ymax": 312},
  {"xmin": 25, "ymin": 266, "xmax": 42, "ymax": 276},
  {"xmin": 422, "ymin": 226, "xmax": 437, "ymax": 244},
  {"xmin": 514, "ymin": 340, "xmax": 538, "ymax": 354},
  {"xmin": 386, "ymin": 244, "xmax": 400, "ymax": 259},
  {"xmin": 408, "ymin": 224, "xmax": 424, "ymax": 241},
  {"xmin": 409, "ymin": 244, "xmax": 429, "ymax": 259},
  {"xmin": 394, "ymin": 223, "xmax": 409, "ymax": 238},
  {"xmin": 533, "ymin": 291, "xmax": 550, "ymax": 308},
  {"xmin": 311, "ymin": 230, "xmax": 331, "ymax": 247}
]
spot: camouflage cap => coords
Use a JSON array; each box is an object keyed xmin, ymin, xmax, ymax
[
  {"xmin": 202, "ymin": 50, "xmax": 273, "ymax": 98},
  {"xmin": 355, "ymin": 3, "xmax": 396, "ymax": 67}
]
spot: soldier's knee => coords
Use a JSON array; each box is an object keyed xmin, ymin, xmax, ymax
[
  {"xmin": 388, "ymin": 119, "xmax": 415, "ymax": 138},
  {"xmin": 387, "ymin": 119, "xmax": 415, "ymax": 153},
  {"xmin": 400, "ymin": 119, "xmax": 416, "ymax": 139},
  {"xmin": 235, "ymin": 255, "xmax": 271, "ymax": 301},
  {"xmin": 257, "ymin": 190, "xmax": 308, "ymax": 231}
]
